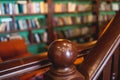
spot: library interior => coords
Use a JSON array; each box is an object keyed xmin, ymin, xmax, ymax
[{"xmin": 0, "ymin": 0, "xmax": 120, "ymax": 80}]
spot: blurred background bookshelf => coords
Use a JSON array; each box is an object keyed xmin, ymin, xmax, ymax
[
  {"xmin": 0, "ymin": 0, "xmax": 119, "ymax": 54},
  {"xmin": 52, "ymin": 0, "xmax": 98, "ymax": 43},
  {"xmin": 0, "ymin": 0, "xmax": 48, "ymax": 54}
]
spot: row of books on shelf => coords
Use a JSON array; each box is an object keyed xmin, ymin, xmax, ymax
[
  {"xmin": 54, "ymin": 26, "xmax": 95, "ymax": 39},
  {"xmin": 100, "ymin": 2, "xmax": 120, "ymax": 11},
  {"xmin": 32, "ymin": 32, "xmax": 48, "ymax": 44},
  {"xmin": 54, "ymin": 2, "xmax": 92, "ymax": 13},
  {"xmin": 53, "ymin": 15, "xmax": 95, "ymax": 27},
  {"xmin": 0, "ymin": 32, "xmax": 48, "ymax": 44},
  {"xmin": 54, "ymin": 27, "xmax": 95, "ymax": 43},
  {"xmin": 0, "ymin": 1, "xmax": 48, "ymax": 15},
  {"xmin": 0, "ymin": 18, "xmax": 46, "ymax": 32},
  {"xmin": 71, "ymin": 36, "xmax": 94, "ymax": 43},
  {"xmin": 0, "ymin": 33, "xmax": 23, "ymax": 42},
  {"xmin": 99, "ymin": 14, "xmax": 114, "ymax": 22}
]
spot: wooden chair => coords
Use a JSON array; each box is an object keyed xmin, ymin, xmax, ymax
[{"xmin": 0, "ymin": 39, "xmax": 32, "ymax": 61}]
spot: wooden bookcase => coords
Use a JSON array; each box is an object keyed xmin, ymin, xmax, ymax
[
  {"xmin": 99, "ymin": 0, "xmax": 120, "ymax": 31},
  {"xmin": 0, "ymin": 0, "xmax": 119, "ymax": 54},
  {"xmin": 0, "ymin": 0, "xmax": 48, "ymax": 54},
  {"xmin": 52, "ymin": 0, "xmax": 99, "ymax": 43}
]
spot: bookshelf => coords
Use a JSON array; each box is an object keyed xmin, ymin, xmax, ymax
[
  {"xmin": 52, "ymin": 0, "xmax": 98, "ymax": 43},
  {"xmin": 99, "ymin": 0, "xmax": 120, "ymax": 23},
  {"xmin": 0, "ymin": 0, "xmax": 48, "ymax": 53},
  {"xmin": 1, "ymin": 0, "xmax": 118, "ymax": 54},
  {"xmin": 99, "ymin": 0, "xmax": 120, "ymax": 33}
]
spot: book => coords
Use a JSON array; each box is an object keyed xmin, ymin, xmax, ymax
[
  {"xmin": 54, "ymin": 3, "xmax": 62, "ymax": 13},
  {"xmin": 53, "ymin": 17, "xmax": 58, "ymax": 27},
  {"xmin": 112, "ymin": 3, "xmax": 119, "ymax": 11},
  {"xmin": 40, "ymin": 2, "xmax": 48, "ymax": 13},
  {"xmin": 18, "ymin": 3, "xmax": 24, "ymax": 13},
  {"xmin": 42, "ymin": 32, "xmax": 48, "ymax": 43},
  {"xmin": 74, "ymin": 28, "xmax": 81, "ymax": 36},
  {"xmin": 87, "ymin": 15, "xmax": 94, "ymax": 23},
  {"xmin": 34, "ymin": 3, "xmax": 40, "ymax": 13},
  {"xmin": 18, "ymin": 20, "xmax": 24, "ymax": 30},
  {"xmin": 23, "ymin": 3, "xmax": 27, "ymax": 14},
  {"xmin": 9, "ymin": 33, "xmax": 23, "ymax": 40},
  {"xmin": 4, "ymin": 3, "xmax": 9, "ymax": 14},
  {"xmin": 0, "ymin": 22, "xmax": 7, "ymax": 32},
  {"xmin": 66, "ymin": 17, "xmax": 72, "ymax": 25},
  {"xmin": 81, "ymin": 27, "xmax": 89, "ymax": 35},
  {"xmin": 34, "ymin": 18, "xmax": 41, "ymax": 28},
  {"xmin": 14, "ymin": 4, "xmax": 19, "ymax": 14},
  {"xmin": 57, "ymin": 17, "xmax": 64, "ymax": 26},
  {"xmin": 30, "ymin": 19, "xmax": 36, "ymax": 29},
  {"xmin": 34, "ymin": 33, "xmax": 41, "ymax": 43},
  {"xmin": 0, "ymin": 4, "xmax": 2, "ymax": 15},
  {"xmin": 8, "ymin": 3, "xmax": 14, "ymax": 15},
  {"xmin": 76, "ymin": 17, "xmax": 81, "ymax": 24},
  {"xmin": 22, "ymin": 20, "xmax": 28, "ymax": 30},
  {"xmin": 9, "ymin": 21, "xmax": 14, "ymax": 31},
  {"xmin": 1, "ymin": 4, "xmax": 5, "ymax": 14},
  {"xmin": 68, "ymin": 2, "xmax": 77, "ymax": 12}
]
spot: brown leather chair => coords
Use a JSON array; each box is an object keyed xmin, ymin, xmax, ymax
[{"xmin": 0, "ymin": 39, "xmax": 32, "ymax": 61}]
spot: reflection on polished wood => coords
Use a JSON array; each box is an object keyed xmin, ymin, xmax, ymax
[
  {"xmin": 78, "ymin": 11, "xmax": 120, "ymax": 80},
  {"xmin": 0, "ymin": 39, "xmax": 96, "ymax": 70},
  {"xmin": 44, "ymin": 39, "xmax": 85, "ymax": 80},
  {"xmin": 0, "ymin": 40, "xmax": 95, "ymax": 79}
]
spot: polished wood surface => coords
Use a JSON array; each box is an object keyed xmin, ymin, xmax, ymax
[
  {"xmin": 0, "ymin": 40, "xmax": 95, "ymax": 79},
  {"xmin": 0, "ymin": 40, "xmax": 96, "ymax": 70},
  {"xmin": 78, "ymin": 11, "xmax": 120, "ymax": 80},
  {"xmin": 102, "ymin": 57, "xmax": 112, "ymax": 80},
  {"xmin": 44, "ymin": 39, "xmax": 85, "ymax": 80}
]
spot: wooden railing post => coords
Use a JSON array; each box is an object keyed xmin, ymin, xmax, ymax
[{"xmin": 44, "ymin": 39, "xmax": 85, "ymax": 80}]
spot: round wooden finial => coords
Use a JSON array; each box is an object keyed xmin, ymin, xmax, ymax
[
  {"xmin": 48, "ymin": 39, "xmax": 77, "ymax": 68},
  {"xmin": 44, "ymin": 39, "xmax": 85, "ymax": 80}
]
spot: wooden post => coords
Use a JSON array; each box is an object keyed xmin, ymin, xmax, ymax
[
  {"xmin": 46, "ymin": 0, "xmax": 55, "ymax": 44},
  {"xmin": 44, "ymin": 39, "xmax": 85, "ymax": 80}
]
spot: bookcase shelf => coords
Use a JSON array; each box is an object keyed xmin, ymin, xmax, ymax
[
  {"xmin": 54, "ymin": 12, "xmax": 93, "ymax": 17},
  {"xmin": 54, "ymin": 23, "xmax": 92, "ymax": 31},
  {"xmin": 32, "ymin": 28, "xmax": 46, "ymax": 33},
  {"xmin": 0, "ymin": 13, "xmax": 46, "ymax": 17},
  {"xmin": 1, "ymin": 0, "xmax": 118, "ymax": 54},
  {"xmin": 31, "ymin": 0, "xmax": 44, "ymax": 2},
  {"xmin": 0, "ymin": 1, "xmax": 17, "ymax": 3},
  {"xmin": 67, "ymin": 33, "xmax": 93, "ymax": 40},
  {"xmin": 0, "ymin": 29, "xmax": 28, "ymax": 34},
  {"xmin": 52, "ymin": 0, "xmax": 98, "ymax": 43},
  {"xmin": 98, "ymin": 0, "xmax": 120, "ymax": 36},
  {"xmin": 99, "ymin": 0, "xmax": 119, "ymax": 27},
  {"xmin": 100, "ymin": 11, "xmax": 116, "ymax": 15},
  {"xmin": 0, "ymin": 0, "xmax": 48, "ymax": 54},
  {"xmin": 15, "ymin": 14, "xmax": 45, "ymax": 20},
  {"xmin": 0, "ymin": 16, "xmax": 12, "ymax": 19},
  {"xmin": 53, "ymin": 0, "xmax": 91, "ymax": 4},
  {"xmin": 27, "ymin": 42, "xmax": 47, "ymax": 54}
]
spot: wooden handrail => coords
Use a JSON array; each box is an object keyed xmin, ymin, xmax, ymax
[
  {"xmin": 78, "ymin": 11, "xmax": 120, "ymax": 80},
  {"xmin": 0, "ymin": 40, "xmax": 96, "ymax": 70},
  {"xmin": 0, "ymin": 40, "xmax": 96, "ymax": 79}
]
